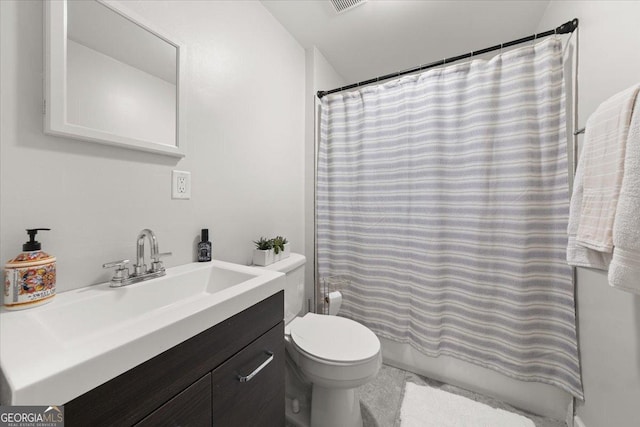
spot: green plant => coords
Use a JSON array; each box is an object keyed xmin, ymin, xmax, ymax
[
  {"xmin": 272, "ymin": 236, "xmax": 285, "ymax": 254},
  {"xmin": 253, "ymin": 235, "xmax": 288, "ymax": 253},
  {"xmin": 253, "ymin": 237, "xmax": 273, "ymax": 251}
]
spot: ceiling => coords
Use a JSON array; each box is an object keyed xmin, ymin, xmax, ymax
[{"xmin": 261, "ymin": 1, "xmax": 552, "ymax": 85}]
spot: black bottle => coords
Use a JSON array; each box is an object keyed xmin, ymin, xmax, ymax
[{"xmin": 198, "ymin": 229, "xmax": 212, "ymax": 262}]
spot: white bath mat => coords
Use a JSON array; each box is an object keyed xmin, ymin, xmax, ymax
[{"xmin": 400, "ymin": 382, "xmax": 535, "ymax": 427}]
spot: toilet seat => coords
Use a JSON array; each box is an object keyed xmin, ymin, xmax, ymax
[{"xmin": 288, "ymin": 313, "xmax": 380, "ymax": 364}]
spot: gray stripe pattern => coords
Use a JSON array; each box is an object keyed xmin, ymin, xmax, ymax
[{"xmin": 316, "ymin": 38, "xmax": 582, "ymax": 399}]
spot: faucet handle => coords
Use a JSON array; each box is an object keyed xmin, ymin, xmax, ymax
[
  {"xmin": 103, "ymin": 259, "xmax": 130, "ymax": 269},
  {"xmin": 150, "ymin": 252, "xmax": 171, "ymax": 273},
  {"xmin": 102, "ymin": 259, "xmax": 130, "ymax": 282}
]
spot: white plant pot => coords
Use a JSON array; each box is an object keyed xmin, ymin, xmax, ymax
[
  {"xmin": 283, "ymin": 243, "xmax": 291, "ymax": 259},
  {"xmin": 274, "ymin": 250, "xmax": 282, "ymax": 263},
  {"xmin": 253, "ymin": 249, "xmax": 274, "ymax": 266}
]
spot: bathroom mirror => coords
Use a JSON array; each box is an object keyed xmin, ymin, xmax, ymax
[{"xmin": 44, "ymin": 0, "xmax": 185, "ymax": 157}]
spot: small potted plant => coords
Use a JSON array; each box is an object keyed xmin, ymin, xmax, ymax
[
  {"xmin": 276, "ymin": 236, "xmax": 290, "ymax": 259},
  {"xmin": 253, "ymin": 237, "xmax": 274, "ymax": 266},
  {"xmin": 272, "ymin": 236, "xmax": 283, "ymax": 262}
]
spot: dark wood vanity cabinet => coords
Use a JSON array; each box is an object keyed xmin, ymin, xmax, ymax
[
  {"xmin": 65, "ymin": 291, "xmax": 284, "ymax": 427},
  {"xmin": 136, "ymin": 373, "xmax": 213, "ymax": 427}
]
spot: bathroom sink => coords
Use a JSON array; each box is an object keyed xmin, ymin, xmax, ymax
[
  {"xmin": 0, "ymin": 260, "xmax": 284, "ymax": 405},
  {"xmin": 31, "ymin": 263, "xmax": 260, "ymax": 343}
]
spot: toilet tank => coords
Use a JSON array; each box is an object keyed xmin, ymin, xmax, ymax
[{"xmin": 260, "ymin": 253, "xmax": 306, "ymax": 324}]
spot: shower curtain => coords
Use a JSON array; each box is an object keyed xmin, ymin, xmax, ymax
[{"xmin": 316, "ymin": 38, "xmax": 582, "ymax": 399}]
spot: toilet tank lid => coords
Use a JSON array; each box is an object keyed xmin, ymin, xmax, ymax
[{"xmin": 262, "ymin": 253, "xmax": 306, "ymax": 273}]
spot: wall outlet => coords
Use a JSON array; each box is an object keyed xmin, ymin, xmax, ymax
[{"xmin": 172, "ymin": 170, "xmax": 191, "ymax": 199}]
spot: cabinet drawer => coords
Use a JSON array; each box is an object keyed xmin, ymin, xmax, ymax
[
  {"xmin": 213, "ymin": 322, "xmax": 284, "ymax": 427},
  {"xmin": 136, "ymin": 373, "xmax": 211, "ymax": 427}
]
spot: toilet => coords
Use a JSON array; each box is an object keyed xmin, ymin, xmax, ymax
[{"xmin": 259, "ymin": 253, "xmax": 381, "ymax": 427}]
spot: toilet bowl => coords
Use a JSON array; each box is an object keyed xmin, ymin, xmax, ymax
[
  {"xmin": 287, "ymin": 313, "xmax": 381, "ymax": 427},
  {"xmin": 258, "ymin": 254, "xmax": 381, "ymax": 427}
]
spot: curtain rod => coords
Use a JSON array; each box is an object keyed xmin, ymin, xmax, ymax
[{"xmin": 317, "ymin": 18, "xmax": 579, "ymax": 99}]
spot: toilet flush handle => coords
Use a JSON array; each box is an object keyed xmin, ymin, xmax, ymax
[{"xmin": 237, "ymin": 351, "xmax": 274, "ymax": 383}]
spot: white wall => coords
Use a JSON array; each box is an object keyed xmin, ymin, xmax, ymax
[
  {"xmin": 304, "ymin": 47, "xmax": 345, "ymax": 312},
  {"xmin": 0, "ymin": 0, "xmax": 305, "ymax": 295},
  {"xmin": 66, "ymin": 40, "xmax": 176, "ymax": 146},
  {"xmin": 536, "ymin": 3, "xmax": 640, "ymax": 427}
]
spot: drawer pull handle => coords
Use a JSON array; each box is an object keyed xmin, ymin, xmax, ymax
[{"xmin": 237, "ymin": 351, "xmax": 274, "ymax": 383}]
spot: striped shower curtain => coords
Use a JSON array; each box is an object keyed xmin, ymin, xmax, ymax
[{"xmin": 316, "ymin": 38, "xmax": 582, "ymax": 398}]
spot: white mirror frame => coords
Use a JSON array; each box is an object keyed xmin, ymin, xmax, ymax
[{"xmin": 44, "ymin": 0, "xmax": 186, "ymax": 158}]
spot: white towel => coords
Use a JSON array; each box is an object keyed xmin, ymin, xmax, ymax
[
  {"xmin": 576, "ymin": 84, "xmax": 640, "ymax": 252},
  {"xmin": 566, "ymin": 154, "xmax": 611, "ymax": 269},
  {"xmin": 609, "ymin": 98, "xmax": 640, "ymax": 294}
]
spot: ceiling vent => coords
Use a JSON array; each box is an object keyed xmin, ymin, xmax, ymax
[{"xmin": 330, "ymin": 0, "xmax": 367, "ymax": 14}]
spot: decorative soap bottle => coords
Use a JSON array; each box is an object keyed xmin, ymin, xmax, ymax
[
  {"xmin": 197, "ymin": 228, "xmax": 212, "ymax": 262},
  {"xmin": 4, "ymin": 228, "xmax": 56, "ymax": 310}
]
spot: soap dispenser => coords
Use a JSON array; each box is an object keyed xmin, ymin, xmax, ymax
[{"xmin": 4, "ymin": 228, "xmax": 56, "ymax": 310}]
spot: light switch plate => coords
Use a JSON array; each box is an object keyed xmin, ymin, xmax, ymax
[{"xmin": 172, "ymin": 170, "xmax": 191, "ymax": 199}]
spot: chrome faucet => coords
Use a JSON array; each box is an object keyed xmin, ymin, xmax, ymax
[
  {"xmin": 135, "ymin": 229, "xmax": 158, "ymax": 275},
  {"xmin": 103, "ymin": 229, "xmax": 171, "ymax": 287}
]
